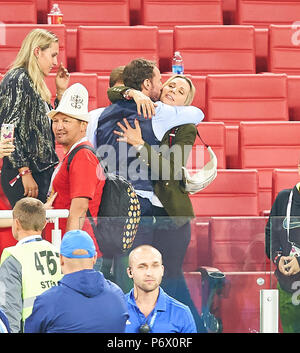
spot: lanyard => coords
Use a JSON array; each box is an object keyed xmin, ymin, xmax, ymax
[
  {"xmin": 286, "ymin": 190, "xmax": 295, "ymax": 245},
  {"xmin": 135, "ymin": 306, "xmax": 158, "ymax": 332},
  {"xmin": 148, "ymin": 311, "xmax": 158, "ymax": 328}
]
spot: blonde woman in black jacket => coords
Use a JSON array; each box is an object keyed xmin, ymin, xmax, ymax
[{"xmin": 0, "ymin": 29, "xmax": 69, "ymax": 207}]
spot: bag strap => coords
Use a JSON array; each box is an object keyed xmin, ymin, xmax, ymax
[
  {"xmin": 67, "ymin": 144, "xmax": 96, "ymax": 172},
  {"xmin": 168, "ymin": 126, "xmax": 208, "ymax": 148},
  {"xmin": 66, "ymin": 144, "xmax": 98, "ymax": 232}
]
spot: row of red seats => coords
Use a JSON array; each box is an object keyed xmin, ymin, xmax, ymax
[
  {"xmin": 191, "ymin": 120, "xmax": 300, "ymax": 214},
  {"xmin": 184, "ymin": 217, "xmax": 269, "ymax": 272},
  {"xmin": 0, "ymin": 24, "xmax": 299, "ymax": 76},
  {"xmin": 1, "ymin": 0, "xmax": 300, "ymax": 29}
]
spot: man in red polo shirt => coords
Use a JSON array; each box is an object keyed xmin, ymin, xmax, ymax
[{"xmin": 45, "ymin": 83, "xmax": 105, "ymax": 266}]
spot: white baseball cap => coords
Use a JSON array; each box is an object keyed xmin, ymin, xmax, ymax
[{"xmin": 48, "ymin": 83, "xmax": 90, "ymax": 122}]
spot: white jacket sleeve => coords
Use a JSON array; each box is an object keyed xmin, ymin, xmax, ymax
[{"xmin": 152, "ymin": 102, "xmax": 205, "ymax": 141}]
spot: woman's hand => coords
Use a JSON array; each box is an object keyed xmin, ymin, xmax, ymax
[
  {"xmin": 128, "ymin": 89, "xmax": 157, "ymax": 119},
  {"xmin": 0, "ymin": 139, "xmax": 15, "ymax": 158},
  {"xmin": 21, "ymin": 172, "xmax": 39, "ymax": 198},
  {"xmin": 114, "ymin": 118, "xmax": 144, "ymax": 147},
  {"xmin": 55, "ymin": 62, "xmax": 70, "ymax": 101},
  {"xmin": 279, "ymin": 256, "xmax": 300, "ymax": 276}
]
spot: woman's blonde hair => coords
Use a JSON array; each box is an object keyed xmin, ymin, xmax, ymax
[
  {"xmin": 163, "ymin": 75, "xmax": 196, "ymax": 106},
  {"xmin": 9, "ymin": 28, "xmax": 59, "ymax": 103}
]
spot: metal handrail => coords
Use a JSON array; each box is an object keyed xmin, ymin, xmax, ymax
[{"xmin": 0, "ymin": 209, "xmax": 69, "ymax": 249}]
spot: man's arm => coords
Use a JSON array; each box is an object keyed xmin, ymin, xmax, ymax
[
  {"xmin": 0, "ymin": 256, "xmax": 23, "ymax": 333},
  {"xmin": 66, "ymin": 197, "xmax": 89, "ymax": 232}
]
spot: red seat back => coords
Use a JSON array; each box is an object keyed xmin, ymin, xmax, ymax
[
  {"xmin": 142, "ymin": 0, "xmax": 223, "ymax": 29},
  {"xmin": 48, "ymin": 0, "xmax": 129, "ymax": 28},
  {"xmin": 236, "ymin": 0, "xmax": 300, "ymax": 28},
  {"xmin": 0, "ymin": 24, "xmax": 66, "ymax": 74},
  {"xmin": 220, "ymin": 272, "xmax": 275, "ymax": 332},
  {"xmin": 0, "ymin": 1, "xmax": 36, "ymax": 24},
  {"xmin": 189, "ymin": 169, "xmax": 259, "ymax": 217},
  {"xmin": 77, "ymin": 26, "xmax": 159, "ymax": 75},
  {"xmin": 174, "ymin": 25, "xmax": 256, "ymax": 75},
  {"xmin": 45, "ymin": 72, "xmax": 98, "ymax": 110},
  {"xmin": 272, "ymin": 169, "xmax": 299, "ymax": 203},
  {"xmin": 255, "ymin": 28, "xmax": 269, "ymax": 73},
  {"xmin": 268, "ymin": 25, "xmax": 300, "ymax": 75},
  {"xmin": 206, "ymin": 74, "xmax": 289, "ymax": 124},
  {"xmin": 288, "ymin": 75, "xmax": 300, "ymax": 121},
  {"xmin": 184, "ymin": 220, "xmax": 211, "ymax": 271},
  {"xmin": 239, "ymin": 121, "xmax": 300, "ymax": 213},
  {"xmin": 210, "ymin": 217, "xmax": 268, "ymax": 271},
  {"xmin": 97, "ymin": 75, "xmax": 111, "ymax": 108},
  {"xmin": 186, "ymin": 122, "xmax": 226, "ymax": 169}
]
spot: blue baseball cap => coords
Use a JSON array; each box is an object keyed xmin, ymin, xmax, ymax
[{"xmin": 60, "ymin": 230, "xmax": 96, "ymax": 258}]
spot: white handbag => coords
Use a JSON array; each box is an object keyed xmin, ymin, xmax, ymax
[
  {"xmin": 169, "ymin": 126, "xmax": 218, "ymax": 195},
  {"xmin": 182, "ymin": 145, "xmax": 217, "ymax": 194}
]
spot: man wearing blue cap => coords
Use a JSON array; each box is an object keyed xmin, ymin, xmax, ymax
[{"xmin": 24, "ymin": 230, "xmax": 128, "ymax": 333}]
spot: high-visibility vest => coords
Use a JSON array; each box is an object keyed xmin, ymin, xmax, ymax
[{"xmin": 0, "ymin": 240, "xmax": 62, "ymax": 325}]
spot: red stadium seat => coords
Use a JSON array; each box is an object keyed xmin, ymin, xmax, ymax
[
  {"xmin": 0, "ymin": 1, "xmax": 36, "ymax": 24},
  {"xmin": 174, "ymin": 25, "xmax": 256, "ymax": 75},
  {"xmin": 77, "ymin": 26, "xmax": 159, "ymax": 75},
  {"xmin": 184, "ymin": 272, "xmax": 202, "ymax": 314},
  {"xmin": 141, "ymin": 0, "xmax": 223, "ymax": 29},
  {"xmin": 186, "ymin": 122, "xmax": 226, "ymax": 169},
  {"xmin": 189, "ymin": 169, "xmax": 259, "ymax": 217},
  {"xmin": 0, "ymin": 24, "xmax": 67, "ymax": 74},
  {"xmin": 48, "ymin": 1, "xmax": 129, "ymax": 72},
  {"xmin": 220, "ymin": 272, "xmax": 275, "ymax": 333},
  {"xmin": 183, "ymin": 221, "xmax": 211, "ymax": 271},
  {"xmin": 287, "ymin": 75, "xmax": 300, "ymax": 121},
  {"xmin": 190, "ymin": 75, "xmax": 207, "ymax": 112},
  {"xmin": 236, "ymin": 0, "xmax": 300, "ymax": 28},
  {"xmin": 45, "ymin": 72, "xmax": 98, "ymax": 110},
  {"xmin": 36, "ymin": 0, "xmax": 48, "ymax": 23},
  {"xmin": 222, "ymin": 0, "xmax": 237, "ymax": 25},
  {"xmin": 206, "ymin": 73, "xmax": 289, "ymax": 168},
  {"xmin": 130, "ymin": 0, "xmax": 142, "ymax": 26},
  {"xmin": 97, "ymin": 75, "xmax": 111, "ymax": 108},
  {"xmin": 268, "ymin": 25, "xmax": 300, "ymax": 75},
  {"xmin": 255, "ymin": 28, "xmax": 269, "ymax": 73},
  {"xmin": 239, "ymin": 121, "xmax": 300, "ymax": 214},
  {"xmin": 206, "ymin": 74, "xmax": 288, "ymax": 124},
  {"xmin": 158, "ymin": 29, "xmax": 174, "ymax": 73},
  {"xmin": 48, "ymin": 0, "xmax": 130, "ymax": 28},
  {"xmin": 209, "ymin": 217, "xmax": 269, "ymax": 272},
  {"xmin": 272, "ymin": 169, "xmax": 299, "ymax": 203}
]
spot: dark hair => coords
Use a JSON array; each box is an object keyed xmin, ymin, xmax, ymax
[{"xmin": 123, "ymin": 58, "xmax": 157, "ymax": 91}]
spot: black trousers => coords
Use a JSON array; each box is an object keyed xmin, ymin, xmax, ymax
[
  {"xmin": 152, "ymin": 206, "xmax": 206, "ymax": 333},
  {"xmin": 1, "ymin": 158, "xmax": 54, "ymax": 208}
]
